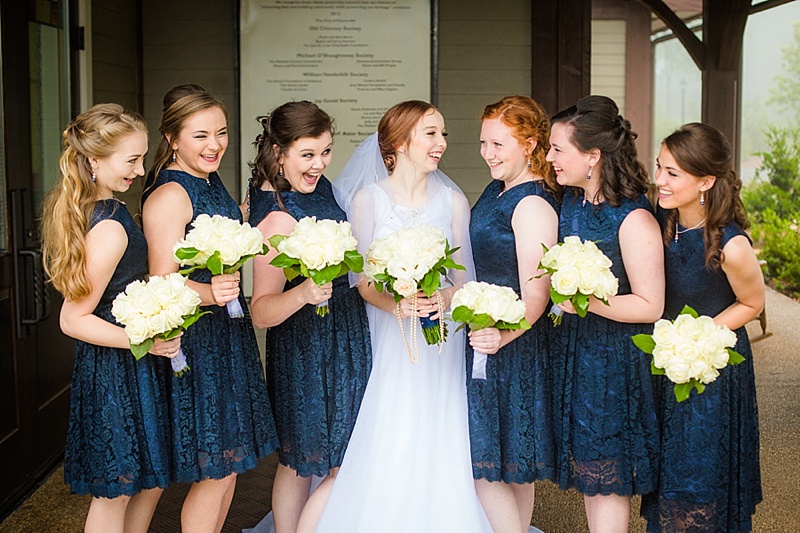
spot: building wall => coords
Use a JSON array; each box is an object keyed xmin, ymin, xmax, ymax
[
  {"xmin": 438, "ymin": 0, "xmax": 532, "ymax": 203},
  {"xmin": 91, "ymin": 0, "xmax": 140, "ymax": 111},
  {"xmin": 140, "ymin": 0, "xmax": 240, "ymax": 198}
]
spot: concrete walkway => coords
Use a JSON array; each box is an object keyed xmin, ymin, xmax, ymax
[{"xmin": 1, "ymin": 287, "xmax": 798, "ymax": 532}]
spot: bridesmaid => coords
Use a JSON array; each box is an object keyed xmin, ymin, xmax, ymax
[
  {"xmin": 641, "ymin": 123, "xmax": 763, "ymax": 532},
  {"xmin": 141, "ymin": 85, "xmax": 278, "ymax": 533},
  {"xmin": 466, "ymin": 95, "xmax": 560, "ymax": 533},
  {"xmin": 247, "ymin": 101, "xmax": 371, "ymax": 533},
  {"xmin": 41, "ymin": 104, "xmax": 179, "ymax": 533},
  {"xmin": 545, "ymin": 95, "xmax": 664, "ymax": 533}
]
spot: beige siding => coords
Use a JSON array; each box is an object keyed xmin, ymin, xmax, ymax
[
  {"xmin": 92, "ymin": 0, "xmax": 139, "ymax": 110},
  {"xmin": 438, "ymin": 0, "xmax": 532, "ymax": 204},
  {"xmin": 591, "ymin": 19, "xmax": 626, "ymax": 115},
  {"xmin": 140, "ymin": 0, "xmax": 240, "ymax": 197}
]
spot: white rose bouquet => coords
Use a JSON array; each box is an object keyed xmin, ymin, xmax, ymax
[
  {"xmin": 450, "ymin": 281, "xmax": 531, "ymax": 379},
  {"xmin": 173, "ymin": 214, "xmax": 268, "ymax": 318},
  {"xmin": 536, "ymin": 236, "xmax": 619, "ymax": 325},
  {"xmin": 365, "ymin": 225, "xmax": 465, "ymax": 361},
  {"xmin": 112, "ymin": 273, "xmax": 209, "ymax": 376},
  {"xmin": 632, "ymin": 305, "xmax": 744, "ymax": 402},
  {"xmin": 268, "ymin": 216, "xmax": 364, "ymax": 317}
]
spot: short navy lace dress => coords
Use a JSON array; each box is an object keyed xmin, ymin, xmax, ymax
[
  {"xmin": 641, "ymin": 209, "xmax": 762, "ymax": 532},
  {"xmin": 144, "ymin": 169, "xmax": 278, "ymax": 483},
  {"xmin": 249, "ymin": 176, "xmax": 372, "ymax": 477},
  {"xmin": 467, "ymin": 179, "xmax": 558, "ymax": 483},
  {"xmin": 64, "ymin": 199, "xmax": 172, "ymax": 497},
  {"xmin": 551, "ymin": 188, "xmax": 660, "ymax": 496}
]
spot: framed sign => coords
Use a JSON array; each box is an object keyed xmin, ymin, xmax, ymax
[{"xmin": 239, "ymin": 0, "xmax": 432, "ymax": 180}]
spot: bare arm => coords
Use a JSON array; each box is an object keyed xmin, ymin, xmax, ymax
[
  {"xmin": 469, "ymin": 195, "xmax": 559, "ymax": 354},
  {"xmin": 250, "ymin": 210, "xmax": 331, "ymax": 328},
  {"xmin": 716, "ymin": 235, "xmax": 765, "ymax": 330},
  {"xmin": 142, "ymin": 182, "xmax": 239, "ymax": 306},
  {"xmin": 60, "ymin": 220, "xmax": 180, "ymax": 356},
  {"xmin": 586, "ymin": 208, "xmax": 665, "ymax": 323}
]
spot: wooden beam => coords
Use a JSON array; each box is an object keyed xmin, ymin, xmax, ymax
[{"xmin": 635, "ymin": 0, "xmax": 706, "ymax": 70}]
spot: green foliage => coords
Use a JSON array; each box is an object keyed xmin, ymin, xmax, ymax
[
  {"xmin": 767, "ymin": 22, "xmax": 800, "ymax": 118},
  {"xmin": 750, "ymin": 209, "xmax": 800, "ymax": 299}
]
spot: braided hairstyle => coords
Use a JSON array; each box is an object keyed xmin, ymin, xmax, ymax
[
  {"xmin": 41, "ymin": 103, "xmax": 147, "ymax": 300},
  {"xmin": 661, "ymin": 122, "xmax": 748, "ymax": 268},
  {"xmin": 482, "ymin": 95, "xmax": 561, "ymax": 198},
  {"xmin": 249, "ymin": 101, "xmax": 334, "ymax": 211},
  {"xmin": 551, "ymin": 95, "xmax": 651, "ymax": 206}
]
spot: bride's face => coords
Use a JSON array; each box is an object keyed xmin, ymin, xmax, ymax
[{"xmin": 402, "ymin": 109, "xmax": 447, "ymax": 173}]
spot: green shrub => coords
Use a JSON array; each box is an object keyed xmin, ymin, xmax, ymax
[{"xmin": 750, "ymin": 209, "xmax": 800, "ymax": 299}]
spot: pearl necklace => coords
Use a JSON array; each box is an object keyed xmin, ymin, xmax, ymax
[{"xmin": 674, "ymin": 217, "xmax": 706, "ymax": 242}]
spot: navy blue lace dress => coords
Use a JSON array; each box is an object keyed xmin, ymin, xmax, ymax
[
  {"xmin": 467, "ymin": 179, "xmax": 558, "ymax": 483},
  {"xmin": 640, "ymin": 209, "xmax": 762, "ymax": 532},
  {"xmin": 64, "ymin": 199, "xmax": 171, "ymax": 497},
  {"xmin": 143, "ymin": 169, "xmax": 278, "ymax": 483},
  {"xmin": 551, "ymin": 188, "xmax": 660, "ymax": 496},
  {"xmin": 249, "ymin": 176, "xmax": 372, "ymax": 477}
]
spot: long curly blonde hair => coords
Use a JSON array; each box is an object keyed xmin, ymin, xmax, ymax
[{"xmin": 41, "ymin": 103, "xmax": 147, "ymax": 300}]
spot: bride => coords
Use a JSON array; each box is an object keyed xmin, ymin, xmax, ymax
[{"xmin": 296, "ymin": 101, "xmax": 492, "ymax": 533}]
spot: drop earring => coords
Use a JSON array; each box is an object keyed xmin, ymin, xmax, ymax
[
  {"xmin": 172, "ymin": 150, "xmax": 177, "ymax": 163},
  {"xmin": 91, "ymin": 168, "xmax": 96, "ymax": 183},
  {"xmin": 700, "ymin": 191, "xmax": 705, "ymax": 206},
  {"xmin": 587, "ymin": 166, "xmax": 593, "ymax": 180},
  {"xmin": 278, "ymin": 164, "xmax": 284, "ymax": 178}
]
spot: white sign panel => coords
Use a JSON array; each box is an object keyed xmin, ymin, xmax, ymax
[{"xmin": 240, "ymin": 0, "xmax": 432, "ymax": 179}]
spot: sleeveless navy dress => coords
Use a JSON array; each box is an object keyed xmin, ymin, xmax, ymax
[
  {"xmin": 249, "ymin": 176, "xmax": 372, "ymax": 477},
  {"xmin": 641, "ymin": 209, "xmax": 762, "ymax": 532},
  {"xmin": 143, "ymin": 169, "xmax": 278, "ymax": 483},
  {"xmin": 64, "ymin": 199, "xmax": 171, "ymax": 497},
  {"xmin": 551, "ymin": 188, "xmax": 660, "ymax": 495},
  {"xmin": 467, "ymin": 179, "xmax": 558, "ymax": 483}
]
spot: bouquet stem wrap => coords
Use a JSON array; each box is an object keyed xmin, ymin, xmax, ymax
[
  {"xmin": 472, "ymin": 350, "xmax": 489, "ymax": 380},
  {"xmin": 226, "ymin": 298, "xmax": 245, "ymax": 318},
  {"xmin": 171, "ymin": 348, "xmax": 189, "ymax": 376},
  {"xmin": 316, "ymin": 299, "xmax": 330, "ymax": 317}
]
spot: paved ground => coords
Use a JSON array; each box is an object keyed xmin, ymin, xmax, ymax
[{"xmin": 1, "ymin": 287, "xmax": 798, "ymax": 532}]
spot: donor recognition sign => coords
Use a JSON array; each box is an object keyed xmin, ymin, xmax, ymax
[{"xmin": 240, "ymin": 0, "xmax": 432, "ymax": 178}]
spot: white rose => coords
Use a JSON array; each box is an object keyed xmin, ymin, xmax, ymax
[
  {"xmin": 216, "ymin": 237, "xmax": 241, "ymax": 265},
  {"xmin": 125, "ymin": 315, "xmax": 152, "ymax": 345},
  {"xmin": 578, "ymin": 267, "xmax": 602, "ymax": 296},
  {"xmin": 320, "ymin": 239, "xmax": 346, "ymax": 265},
  {"xmin": 715, "ymin": 325, "xmax": 738, "ymax": 349},
  {"xmin": 695, "ymin": 315, "xmax": 718, "ymax": 337},
  {"xmin": 147, "ymin": 311, "xmax": 170, "ymax": 336},
  {"xmin": 553, "ymin": 244, "xmax": 578, "ymax": 269},
  {"xmin": 594, "ymin": 271, "xmax": 619, "ymax": 300},
  {"xmin": 178, "ymin": 286, "xmax": 202, "ymax": 315},
  {"xmin": 148, "ymin": 276, "xmax": 175, "ymax": 307},
  {"xmin": 393, "ymin": 278, "xmax": 417, "ymax": 298},
  {"xmin": 539, "ymin": 246, "xmax": 560, "ymax": 270},
  {"xmin": 697, "ymin": 365, "xmax": 720, "ymax": 384},
  {"xmin": 664, "ymin": 360, "xmax": 692, "ymax": 384},
  {"xmin": 672, "ymin": 340, "xmax": 700, "ymax": 364},
  {"xmin": 301, "ymin": 246, "xmax": 327, "ymax": 271},
  {"xmin": 128, "ymin": 284, "xmax": 161, "ymax": 317},
  {"xmin": 163, "ymin": 307, "xmax": 185, "ymax": 330},
  {"xmin": 673, "ymin": 314, "xmax": 702, "ymax": 340},
  {"xmin": 652, "ymin": 319, "xmax": 677, "ymax": 347},
  {"xmin": 551, "ymin": 265, "xmax": 580, "ymax": 296},
  {"xmin": 111, "ymin": 295, "xmax": 137, "ymax": 325},
  {"xmin": 234, "ymin": 225, "xmax": 264, "ymax": 256},
  {"xmin": 652, "ymin": 344, "xmax": 673, "ymax": 369}
]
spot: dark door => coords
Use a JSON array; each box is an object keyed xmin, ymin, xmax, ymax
[{"xmin": 0, "ymin": 0, "xmax": 76, "ymax": 517}]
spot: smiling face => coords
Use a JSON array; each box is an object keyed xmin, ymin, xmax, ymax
[
  {"xmin": 654, "ymin": 144, "xmax": 714, "ymax": 211},
  {"xmin": 546, "ymin": 122, "xmax": 596, "ymax": 188},
  {"xmin": 91, "ymin": 131, "xmax": 148, "ymax": 199},
  {"xmin": 279, "ymin": 132, "xmax": 333, "ymax": 194},
  {"xmin": 169, "ymin": 106, "xmax": 228, "ymax": 179},
  {"xmin": 480, "ymin": 117, "xmax": 533, "ymax": 187},
  {"xmin": 402, "ymin": 109, "xmax": 447, "ymax": 173}
]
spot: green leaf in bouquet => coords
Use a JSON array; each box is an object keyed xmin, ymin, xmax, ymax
[
  {"xmin": 131, "ymin": 338, "xmax": 154, "ymax": 360},
  {"xmin": 679, "ymin": 305, "xmax": 699, "ymax": 318},
  {"xmin": 283, "ymin": 266, "xmax": 300, "ymax": 282},
  {"xmin": 175, "ymin": 247, "xmax": 201, "ymax": 261},
  {"xmin": 632, "ymin": 333, "xmax": 656, "ymax": 354},
  {"xmin": 420, "ymin": 270, "xmax": 441, "ymax": 297},
  {"xmin": 496, "ymin": 317, "xmax": 532, "ymax": 331},
  {"xmin": 343, "ymin": 249, "xmax": 364, "ymax": 273},
  {"xmin": 550, "ymin": 288, "xmax": 571, "ymax": 305},
  {"xmin": 207, "ymin": 251, "xmax": 223, "ymax": 275},
  {"xmin": 674, "ymin": 379, "xmax": 705, "ymax": 402},
  {"xmin": 310, "ymin": 263, "xmax": 342, "ymax": 286},
  {"xmin": 268, "ymin": 234, "xmax": 288, "ymax": 248},
  {"xmin": 270, "ymin": 252, "xmax": 300, "ymax": 269},
  {"xmin": 650, "ymin": 359, "xmax": 666, "ymax": 375},
  {"xmin": 727, "ymin": 348, "xmax": 745, "ymax": 365},
  {"xmin": 469, "ymin": 312, "xmax": 496, "ymax": 329},
  {"xmin": 181, "ymin": 310, "xmax": 212, "ymax": 330},
  {"xmin": 223, "ymin": 253, "xmax": 257, "ymax": 274},
  {"xmin": 451, "ymin": 305, "xmax": 475, "ymax": 324},
  {"xmin": 178, "ymin": 265, "xmax": 201, "ymax": 276},
  {"xmin": 573, "ymin": 293, "xmax": 591, "ymax": 317}
]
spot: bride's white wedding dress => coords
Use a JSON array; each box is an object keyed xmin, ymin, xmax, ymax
[{"xmin": 314, "ymin": 181, "xmax": 492, "ymax": 533}]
